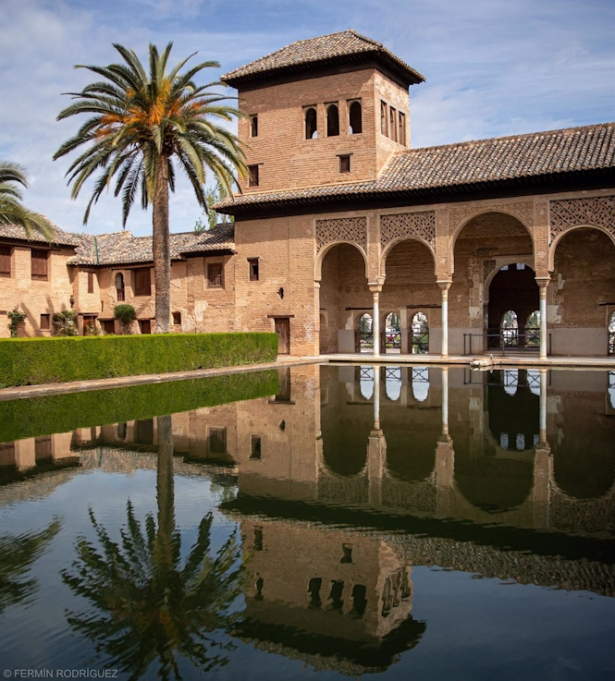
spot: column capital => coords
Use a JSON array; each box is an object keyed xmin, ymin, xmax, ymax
[
  {"xmin": 369, "ymin": 284, "xmax": 383, "ymax": 294},
  {"xmin": 437, "ymin": 279, "xmax": 452, "ymax": 293},
  {"xmin": 535, "ymin": 276, "xmax": 551, "ymax": 291}
]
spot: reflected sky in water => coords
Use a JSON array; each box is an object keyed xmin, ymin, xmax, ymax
[{"xmin": 0, "ymin": 365, "xmax": 614, "ymax": 680}]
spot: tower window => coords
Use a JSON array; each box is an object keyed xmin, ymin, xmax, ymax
[
  {"xmin": 339, "ymin": 155, "xmax": 351, "ymax": 173},
  {"xmin": 207, "ymin": 263, "xmax": 223, "ymax": 288},
  {"xmin": 0, "ymin": 246, "xmax": 11, "ymax": 276},
  {"xmin": 172, "ymin": 311, "xmax": 181, "ymax": 325},
  {"xmin": 250, "ymin": 114, "xmax": 258, "ymax": 137},
  {"xmin": 248, "ymin": 164, "xmax": 259, "ymax": 187},
  {"xmin": 87, "ymin": 271, "xmax": 94, "ymax": 294},
  {"xmin": 31, "ymin": 249, "xmax": 48, "ymax": 281},
  {"xmin": 398, "ymin": 111, "xmax": 406, "ymax": 146},
  {"xmin": 115, "ymin": 272, "xmax": 125, "ymax": 301},
  {"xmin": 389, "ymin": 106, "xmax": 397, "ymax": 142},
  {"xmin": 133, "ymin": 268, "xmax": 151, "ymax": 296},
  {"xmin": 380, "ymin": 101, "xmax": 387, "ymax": 135},
  {"xmin": 248, "ymin": 257, "xmax": 259, "ymax": 281},
  {"xmin": 326, "ymin": 104, "xmax": 339, "ymax": 137},
  {"xmin": 349, "ymin": 100, "xmax": 362, "ymax": 134},
  {"xmin": 305, "ymin": 107, "xmax": 317, "ymax": 139},
  {"xmin": 251, "ymin": 436, "xmax": 262, "ymax": 459},
  {"xmin": 40, "ymin": 314, "xmax": 50, "ymax": 330}
]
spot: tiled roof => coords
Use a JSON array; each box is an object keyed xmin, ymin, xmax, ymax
[
  {"xmin": 0, "ymin": 222, "xmax": 235, "ymax": 266},
  {"xmin": 215, "ymin": 122, "xmax": 615, "ymax": 214},
  {"xmin": 68, "ymin": 223, "xmax": 235, "ymax": 266},
  {"xmin": 0, "ymin": 223, "xmax": 81, "ymax": 247},
  {"xmin": 222, "ymin": 30, "xmax": 424, "ymax": 86}
]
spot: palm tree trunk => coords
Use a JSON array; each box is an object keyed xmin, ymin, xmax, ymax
[
  {"xmin": 156, "ymin": 414, "xmax": 175, "ymax": 574},
  {"xmin": 153, "ymin": 158, "xmax": 170, "ymax": 333}
]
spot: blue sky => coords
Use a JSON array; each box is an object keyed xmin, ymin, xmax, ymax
[{"xmin": 1, "ymin": 0, "xmax": 614, "ymax": 236}]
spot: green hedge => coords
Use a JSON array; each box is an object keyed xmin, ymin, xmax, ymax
[
  {"xmin": 0, "ymin": 370, "xmax": 278, "ymax": 443},
  {"xmin": 0, "ymin": 332, "xmax": 278, "ymax": 387}
]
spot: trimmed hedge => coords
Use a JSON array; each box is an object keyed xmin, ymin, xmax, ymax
[
  {"xmin": 0, "ymin": 332, "xmax": 278, "ymax": 387},
  {"xmin": 0, "ymin": 369, "xmax": 278, "ymax": 443}
]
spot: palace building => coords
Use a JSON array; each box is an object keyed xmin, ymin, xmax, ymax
[{"xmin": 1, "ymin": 30, "xmax": 615, "ymax": 357}]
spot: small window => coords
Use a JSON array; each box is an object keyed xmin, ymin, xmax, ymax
[
  {"xmin": 398, "ymin": 111, "xmax": 406, "ymax": 146},
  {"xmin": 115, "ymin": 272, "xmax": 125, "ymax": 301},
  {"xmin": 139, "ymin": 319, "xmax": 151, "ymax": 334},
  {"xmin": 40, "ymin": 313, "xmax": 50, "ymax": 330},
  {"xmin": 251, "ymin": 436, "xmax": 262, "ymax": 460},
  {"xmin": 326, "ymin": 104, "xmax": 339, "ymax": 137},
  {"xmin": 349, "ymin": 100, "xmax": 362, "ymax": 134},
  {"xmin": 102, "ymin": 319, "xmax": 115, "ymax": 334},
  {"xmin": 248, "ymin": 258, "xmax": 259, "ymax": 281},
  {"xmin": 248, "ymin": 164, "xmax": 259, "ymax": 187},
  {"xmin": 380, "ymin": 101, "xmax": 387, "ymax": 135},
  {"xmin": 250, "ymin": 114, "xmax": 258, "ymax": 137},
  {"xmin": 133, "ymin": 268, "xmax": 151, "ymax": 296},
  {"xmin": 87, "ymin": 271, "xmax": 94, "ymax": 294},
  {"xmin": 305, "ymin": 107, "xmax": 317, "ymax": 139},
  {"xmin": 207, "ymin": 263, "xmax": 223, "ymax": 288},
  {"xmin": 35, "ymin": 436, "xmax": 52, "ymax": 461},
  {"xmin": 389, "ymin": 106, "xmax": 397, "ymax": 142},
  {"xmin": 31, "ymin": 249, "xmax": 48, "ymax": 281},
  {"xmin": 172, "ymin": 311, "xmax": 181, "ymax": 325},
  {"xmin": 339, "ymin": 155, "xmax": 351, "ymax": 173},
  {"xmin": 0, "ymin": 246, "xmax": 11, "ymax": 276}
]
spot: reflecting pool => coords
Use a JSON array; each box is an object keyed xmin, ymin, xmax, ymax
[{"xmin": 0, "ymin": 365, "xmax": 614, "ymax": 680}]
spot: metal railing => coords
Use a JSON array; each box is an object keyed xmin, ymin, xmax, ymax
[{"xmin": 464, "ymin": 329, "xmax": 551, "ymax": 356}]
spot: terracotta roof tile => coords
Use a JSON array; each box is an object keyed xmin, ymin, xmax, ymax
[
  {"xmin": 0, "ymin": 223, "xmax": 81, "ymax": 247},
  {"xmin": 222, "ymin": 29, "xmax": 424, "ymax": 86},
  {"xmin": 215, "ymin": 122, "xmax": 615, "ymax": 213}
]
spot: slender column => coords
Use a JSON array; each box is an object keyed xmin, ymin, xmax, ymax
[
  {"xmin": 438, "ymin": 281, "xmax": 452, "ymax": 358},
  {"xmin": 371, "ymin": 287, "xmax": 381, "ymax": 356},
  {"xmin": 536, "ymin": 277, "xmax": 550, "ymax": 360}
]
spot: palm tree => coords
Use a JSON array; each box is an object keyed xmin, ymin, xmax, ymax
[
  {"xmin": 0, "ymin": 162, "xmax": 54, "ymax": 239},
  {"xmin": 61, "ymin": 416, "xmax": 244, "ymax": 679},
  {"xmin": 54, "ymin": 44, "xmax": 246, "ymax": 333}
]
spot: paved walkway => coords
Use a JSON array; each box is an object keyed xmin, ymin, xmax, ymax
[{"xmin": 1, "ymin": 352, "xmax": 613, "ymax": 402}]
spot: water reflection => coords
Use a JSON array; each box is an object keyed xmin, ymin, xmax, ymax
[
  {"xmin": 61, "ymin": 416, "xmax": 243, "ymax": 679},
  {"xmin": 1, "ymin": 365, "xmax": 615, "ymax": 677}
]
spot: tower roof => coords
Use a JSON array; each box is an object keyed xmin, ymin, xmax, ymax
[{"xmin": 222, "ymin": 29, "xmax": 425, "ymax": 88}]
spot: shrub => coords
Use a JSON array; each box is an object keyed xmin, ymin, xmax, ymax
[
  {"xmin": 53, "ymin": 310, "xmax": 79, "ymax": 336},
  {"xmin": 7, "ymin": 309, "xmax": 26, "ymax": 338},
  {"xmin": 0, "ymin": 332, "xmax": 278, "ymax": 387},
  {"xmin": 114, "ymin": 304, "xmax": 136, "ymax": 333}
]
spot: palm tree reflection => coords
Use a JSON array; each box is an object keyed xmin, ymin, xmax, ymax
[
  {"xmin": 61, "ymin": 415, "xmax": 243, "ymax": 680},
  {"xmin": 0, "ymin": 520, "xmax": 60, "ymax": 613}
]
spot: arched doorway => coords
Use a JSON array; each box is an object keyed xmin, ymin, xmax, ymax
[
  {"xmin": 380, "ymin": 238, "xmax": 438, "ymax": 353},
  {"xmin": 488, "ymin": 264, "xmax": 539, "ymax": 350},
  {"xmin": 551, "ymin": 228, "xmax": 615, "ymax": 356},
  {"xmin": 358, "ymin": 313, "xmax": 373, "ymax": 353},
  {"xmin": 452, "ymin": 212, "xmax": 534, "ymax": 354},
  {"xmin": 609, "ymin": 311, "xmax": 615, "ymax": 355},
  {"xmin": 318, "ymin": 243, "xmax": 369, "ymax": 353},
  {"xmin": 384, "ymin": 312, "xmax": 401, "ymax": 353}
]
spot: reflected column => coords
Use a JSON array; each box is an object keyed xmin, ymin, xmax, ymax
[
  {"xmin": 533, "ymin": 368, "xmax": 551, "ymax": 528},
  {"xmin": 369, "ymin": 366, "xmax": 385, "ymax": 508},
  {"xmin": 371, "ymin": 286, "xmax": 382, "ymax": 356},
  {"xmin": 536, "ymin": 277, "xmax": 550, "ymax": 360},
  {"xmin": 436, "ymin": 367, "xmax": 455, "ymax": 517},
  {"xmin": 438, "ymin": 280, "xmax": 452, "ymax": 358}
]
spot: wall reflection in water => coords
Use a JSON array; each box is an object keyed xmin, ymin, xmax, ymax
[{"xmin": 1, "ymin": 365, "xmax": 614, "ymax": 675}]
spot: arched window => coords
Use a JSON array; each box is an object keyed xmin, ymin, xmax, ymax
[
  {"xmin": 385, "ymin": 312, "xmax": 401, "ymax": 352},
  {"xmin": 526, "ymin": 310, "xmax": 540, "ymax": 347},
  {"xmin": 609, "ymin": 312, "xmax": 615, "ymax": 355},
  {"xmin": 503, "ymin": 369, "xmax": 518, "ymax": 396},
  {"xmin": 326, "ymin": 104, "xmax": 339, "ymax": 137},
  {"xmin": 115, "ymin": 272, "xmax": 125, "ymax": 302},
  {"xmin": 609, "ymin": 371, "xmax": 615, "ymax": 409},
  {"xmin": 359, "ymin": 313, "xmax": 373, "ymax": 352},
  {"xmin": 360, "ymin": 366, "xmax": 374, "ymax": 400},
  {"xmin": 411, "ymin": 312, "xmax": 429, "ymax": 354},
  {"xmin": 501, "ymin": 310, "xmax": 518, "ymax": 347},
  {"xmin": 349, "ymin": 101, "xmax": 362, "ymax": 134},
  {"xmin": 305, "ymin": 107, "xmax": 317, "ymax": 139}
]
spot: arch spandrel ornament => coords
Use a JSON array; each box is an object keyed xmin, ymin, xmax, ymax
[
  {"xmin": 380, "ymin": 211, "xmax": 436, "ymax": 252},
  {"xmin": 316, "ymin": 217, "xmax": 367, "ymax": 253},
  {"xmin": 549, "ymin": 196, "xmax": 615, "ymax": 244}
]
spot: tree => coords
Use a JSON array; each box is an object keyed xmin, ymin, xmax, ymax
[
  {"xmin": 54, "ymin": 43, "xmax": 246, "ymax": 333},
  {"xmin": 0, "ymin": 161, "xmax": 53, "ymax": 240},
  {"xmin": 194, "ymin": 180, "xmax": 233, "ymax": 233}
]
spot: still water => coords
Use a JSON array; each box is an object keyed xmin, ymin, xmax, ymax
[{"xmin": 0, "ymin": 364, "xmax": 614, "ymax": 680}]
